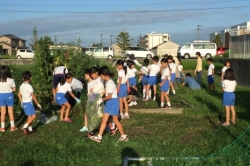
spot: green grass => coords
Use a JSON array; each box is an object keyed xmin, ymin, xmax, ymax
[
  {"xmin": 1, "ymin": 61, "xmax": 250, "ymax": 165},
  {"xmin": 0, "ymin": 55, "xmax": 17, "ymax": 59},
  {"xmin": 181, "ymin": 59, "xmax": 224, "ymax": 71}
]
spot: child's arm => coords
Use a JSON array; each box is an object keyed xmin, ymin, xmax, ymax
[
  {"xmin": 127, "ymin": 95, "xmax": 132, "ymax": 103},
  {"xmin": 182, "ymin": 82, "xmax": 186, "ymax": 86},
  {"xmin": 17, "ymin": 91, "xmax": 22, "ymax": 105},
  {"xmin": 117, "ymin": 77, "xmax": 122, "ymax": 92},
  {"xmin": 12, "ymin": 87, "xmax": 16, "ymax": 92},
  {"xmin": 31, "ymin": 93, "xmax": 41, "ymax": 109},
  {"xmin": 69, "ymin": 91, "xmax": 77, "ymax": 99},
  {"xmin": 102, "ymin": 93, "xmax": 112, "ymax": 102}
]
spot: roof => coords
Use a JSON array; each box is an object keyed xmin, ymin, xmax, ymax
[
  {"xmin": 151, "ymin": 41, "xmax": 179, "ymax": 49},
  {"xmin": 0, "ymin": 34, "xmax": 26, "ymax": 41}
]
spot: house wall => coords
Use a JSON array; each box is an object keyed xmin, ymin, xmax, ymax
[
  {"xmin": 0, "ymin": 36, "xmax": 11, "ymax": 44},
  {"xmin": 0, "ymin": 43, "xmax": 11, "ymax": 55},
  {"xmin": 144, "ymin": 34, "xmax": 170, "ymax": 50},
  {"xmin": 150, "ymin": 42, "xmax": 179, "ymax": 57}
]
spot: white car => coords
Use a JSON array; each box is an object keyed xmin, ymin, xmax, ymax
[
  {"xmin": 123, "ymin": 47, "xmax": 155, "ymax": 58},
  {"xmin": 16, "ymin": 49, "xmax": 35, "ymax": 59},
  {"xmin": 88, "ymin": 46, "xmax": 114, "ymax": 59}
]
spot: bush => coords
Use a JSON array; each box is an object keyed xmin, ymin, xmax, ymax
[{"xmin": 223, "ymin": 50, "xmax": 229, "ymax": 58}]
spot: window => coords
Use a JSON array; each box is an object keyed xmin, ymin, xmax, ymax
[
  {"xmin": 130, "ymin": 47, "xmax": 139, "ymax": 51},
  {"xmin": 139, "ymin": 47, "xmax": 146, "ymax": 51},
  {"xmin": 204, "ymin": 44, "xmax": 215, "ymax": 49},
  {"xmin": 193, "ymin": 44, "xmax": 203, "ymax": 49},
  {"xmin": 103, "ymin": 47, "xmax": 109, "ymax": 52},
  {"xmin": 26, "ymin": 50, "xmax": 32, "ymax": 53},
  {"xmin": 183, "ymin": 44, "xmax": 191, "ymax": 49},
  {"xmin": 19, "ymin": 50, "xmax": 25, "ymax": 52},
  {"xmin": 95, "ymin": 47, "xmax": 102, "ymax": 52}
]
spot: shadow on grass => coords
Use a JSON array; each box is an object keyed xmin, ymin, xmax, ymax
[
  {"xmin": 20, "ymin": 161, "xmax": 34, "ymax": 166},
  {"xmin": 121, "ymin": 147, "xmax": 140, "ymax": 166}
]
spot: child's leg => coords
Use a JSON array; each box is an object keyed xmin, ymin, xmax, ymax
[
  {"xmin": 0, "ymin": 106, "xmax": 6, "ymax": 129},
  {"xmin": 7, "ymin": 106, "xmax": 15, "ymax": 127},
  {"xmin": 153, "ymin": 85, "xmax": 157, "ymax": 98},
  {"xmin": 112, "ymin": 116, "xmax": 125, "ymax": 136},
  {"xmin": 119, "ymin": 98, "xmax": 123, "ymax": 115},
  {"xmin": 60, "ymin": 105, "xmax": 66, "ymax": 120},
  {"xmin": 84, "ymin": 113, "xmax": 88, "ymax": 127},
  {"xmin": 143, "ymin": 85, "xmax": 146, "ymax": 98},
  {"xmin": 170, "ymin": 81, "xmax": 175, "ymax": 93},
  {"xmin": 230, "ymin": 106, "xmax": 236, "ymax": 123},
  {"xmin": 64, "ymin": 102, "xmax": 71, "ymax": 120},
  {"xmin": 225, "ymin": 106, "xmax": 230, "ymax": 124},
  {"xmin": 160, "ymin": 91, "xmax": 164, "ymax": 107},
  {"xmin": 208, "ymin": 84, "xmax": 211, "ymax": 90},
  {"xmin": 123, "ymin": 97, "xmax": 129, "ymax": 114},
  {"xmin": 164, "ymin": 92, "xmax": 171, "ymax": 106},
  {"xmin": 145, "ymin": 84, "xmax": 150, "ymax": 99},
  {"xmin": 212, "ymin": 83, "xmax": 215, "ymax": 90},
  {"xmin": 24, "ymin": 114, "xmax": 36, "ymax": 126},
  {"xmin": 98, "ymin": 113, "xmax": 110, "ymax": 136}
]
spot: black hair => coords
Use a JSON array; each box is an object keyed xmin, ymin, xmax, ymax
[
  {"xmin": 163, "ymin": 54, "xmax": 168, "ymax": 58},
  {"xmin": 22, "ymin": 71, "xmax": 32, "ymax": 81},
  {"xmin": 143, "ymin": 58, "xmax": 149, "ymax": 66},
  {"xmin": 0, "ymin": 65, "xmax": 12, "ymax": 82},
  {"xmin": 116, "ymin": 59, "xmax": 124, "ymax": 66},
  {"xmin": 178, "ymin": 59, "xmax": 182, "ymax": 65},
  {"xmin": 127, "ymin": 60, "xmax": 135, "ymax": 69},
  {"xmin": 224, "ymin": 68, "xmax": 235, "ymax": 81},
  {"xmin": 168, "ymin": 55, "xmax": 173, "ymax": 60},
  {"xmin": 207, "ymin": 58, "xmax": 213, "ymax": 62},
  {"xmin": 196, "ymin": 52, "xmax": 202, "ymax": 58},
  {"xmin": 90, "ymin": 66, "xmax": 99, "ymax": 75},
  {"xmin": 173, "ymin": 59, "xmax": 175, "ymax": 63},
  {"xmin": 186, "ymin": 73, "xmax": 192, "ymax": 77},
  {"xmin": 84, "ymin": 69, "xmax": 91, "ymax": 75},
  {"xmin": 60, "ymin": 73, "xmax": 73, "ymax": 85},
  {"xmin": 152, "ymin": 56, "xmax": 159, "ymax": 62},
  {"xmin": 224, "ymin": 60, "xmax": 230, "ymax": 66},
  {"xmin": 79, "ymin": 79, "xmax": 86, "ymax": 86},
  {"xmin": 123, "ymin": 66, "xmax": 127, "ymax": 75},
  {"xmin": 161, "ymin": 58, "xmax": 168, "ymax": 63},
  {"xmin": 112, "ymin": 59, "xmax": 117, "ymax": 63},
  {"xmin": 98, "ymin": 66, "xmax": 114, "ymax": 77}
]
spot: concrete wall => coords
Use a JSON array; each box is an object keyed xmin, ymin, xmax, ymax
[{"xmin": 150, "ymin": 42, "xmax": 179, "ymax": 57}]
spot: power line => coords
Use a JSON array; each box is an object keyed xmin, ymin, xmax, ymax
[
  {"xmin": 0, "ymin": 0, "xmax": 248, "ymax": 7},
  {"xmin": 0, "ymin": 5, "xmax": 249, "ymax": 13}
]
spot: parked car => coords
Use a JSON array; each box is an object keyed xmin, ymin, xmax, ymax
[
  {"xmin": 16, "ymin": 49, "xmax": 35, "ymax": 59},
  {"xmin": 122, "ymin": 46, "xmax": 155, "ymax": 59},
  {"xmin": 85, "ymin": 47, "xmax": 96, "ymax": 55},
  {"xmin": 216, "ymin": 47, "xmax": 229, "ymax": 56},
  {"xmin": 88, "ymin": 46, "xmax": 114, "ymax": 59},
  {"xmin": 177, "ymin": 41, "xmax": 217, "ymax": 59}
]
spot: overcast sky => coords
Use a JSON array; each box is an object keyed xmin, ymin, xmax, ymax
[{"xmin": 1, "ymin": 0, "xmax": 250, "ymax": 47}]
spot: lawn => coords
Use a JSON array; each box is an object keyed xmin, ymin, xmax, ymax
[
  {"xmin": 1, "ymin": 61, "xmax": 250, "ymax": 165},
  {"xmin": 0, "ymin": 55, "xmax": 17, "ymax": 59}
]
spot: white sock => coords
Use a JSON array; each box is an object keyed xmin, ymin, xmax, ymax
[
  {"xmin": 161, "ymin": 102, "xmax": 164, "ymax": 107},
  {"xmin": 149, "ymin": 90, "xmax": 152, "ymax": 97},
  {"xmin": 125, "ymin": 112, "xmax": 129, "ymax": 115},
  {"xmin": 121, "ymin": 134, "xmax": 127, "ymax": 138},
  {"xmin": 10, "ymin": 121, "xmax": 14, "ymax": 127},
  {"xmin": 173, "ymin": 90, "xmax": 176, "ymax": 94},
  {"xmin": 98, "ymin": 135, "xmax": 102, "ymax": 139},
  {"xmin": 167, "ymin": 90, "xmax": 169, "ymax": 94},
  {"xmin": 23, "ymin": 123, "xmax": 29, "ymax": 128},
  {"xmin": 167, "ymin": 102, "xmax": 171, "ymax": 106},
  {"xmin": 28, "ymin": 126, "xmax": 33, "ymax": 131},
  {"xmin": 120, "ymin": 113, "xmax": 124, "ymax": 116},
  {"xmin": 1, "ymin": 122, "xmax": 5, "ymax": 128},
  {"xmin": 146, "ymin": 95, "xmax": 149, "ymax": 100},
  {"xmin": 143, "ymin": 89, "xmax": 146, "ymax": 97}
]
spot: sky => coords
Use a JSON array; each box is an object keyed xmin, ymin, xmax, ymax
[{"xmin": 1, "ymin": 0, "xmax": 250, "ymax": 47}]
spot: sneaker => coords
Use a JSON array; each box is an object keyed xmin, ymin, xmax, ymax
[
  {"xmin": 119, "ymin": 135, "xmax": 129, "ymax": 142},
  {"xmin": 0, "ymin": 128, "xmax": 5, "ymax": 132},
  {"xmin": 142, "ymin": 98, "xmax": 148, "ymax": 102},
  {"xmin": 21, "ymin": 128, "xmax": 29, "ymax": 135},
  {"xmin": 80, "ymin": 126, "xmax": 88, "ymax": 132},
  {"xmin": 124, "ymin": 113, "xmax": 130, "ymax": 119},
  {"xmin": 10, "ymin": 127, "xmax": 18, "ymax": 131},
  {"xmin": 152, "ymin": 97, "xmax": 156, "ymax": 101},
  {"xmin": 133, "ymin": 101, "xmax": 137, "ymax": 105},
  {"xmin": 87, "ymin": 132, "xmax": 94, "ymax": 137},
  {"xmin": 165, "ymin": 105, "xmax": 172, "ymax": 109},
  {"xmin": 120, "ymin": 114, "xmax": 124, "ymax": 119},
  {"xmin": 110, "ymin": 127, "xmax": 117, "ymax": 136},
  {"xmin": 89, "ymin": 135, "xmax": 102, "ymax": 143},
  {"xmin": 160, "ymin": 106, "xmax": 165, "ymax": 109},
  {"xmin": 128, "ymin": 102, "xmax": 134, "ymax": 107}
]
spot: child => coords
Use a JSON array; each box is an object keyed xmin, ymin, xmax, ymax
[
  {"xmin": 68, "ymin": 77, "xmax": 84, "ymax": 106},
  {"xmin": 160, "ymin": 58, "xmax": 171, "ymax": 109},
  {"xmin": 18, "ymin": 71, "xmax": 42, "ymax": 134},
  {"xmin": 221, "ymin": 60, "xmax": 230, "ymax": 85},
  {"xmin": 140, "ymin": 58, "xmax": 150, "ymax": 98},
  {"xmin": 222, "ymin": 68, "xmax": 237, "ymax": 126},
  {"xmin": 177, "ymin": 59, "xmax": 184, "ymax": 83},
  {"xmin": 90, "ymin": 66, "xmax": 128, "ymax": 143},
  {"xmin": 207, "ymin": 58, "xmax": 215, "ymax": 90},
  {"xmin": 127, "ymin": 87, "xmax": 139, "ymax": 106},
  {"xmin": 116, "ymin": 60, "xmax": 129, "ymax": 119},
  {"xmin": 56, "ymin": 73, "xmax": 81, "ymax": 122},
  {"xmin": 168, "ymin": 56, "xmax": 176, "ymax": 95},
  {"xmin": 0, "ymin": 65, "xmax": 17, "ymax": 132},
  {"xmin": 144, "ymin": 56, "xmax": 160, "ymax": 101},
  {"xmin": 127, "ymin": 54, "xmax": 142, "ymax": 67},
  {"xmin": 80, "ymin": 69, "xmax": 93, "ymax": 132},
  {"xmin": 126, "ymin": 60, "xmax": 142, "ymax": 91},
  {"xmin": 182, "ymin": 73, "xmax": 200, "ymax": 90}
]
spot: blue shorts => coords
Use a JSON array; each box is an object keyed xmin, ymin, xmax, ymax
[
  {"xmin": 56, "ymin": 93, "xmax": 68, "ymax": 105},
  {"xmin": 142, "ymin": 75, "xmax": 148, "ymax": 86},
  {"xmin": 208, "ymin": 75, "xmax": 214, "ymax": 84},
  {"xmin": 129, "ymin": 77, "xmax": 136, "ymax": 87},
  {"xmin": 160, "ymin": 79, "xmax": 169, "ymax": 92},
  {"xmin": 0, "ymin": 93, "xmax": 14, "ymax": 106},
  {"xmin": 53, "ymin": 74, "xmax": 64, "ymax": 89},
  {"xmin": 171, "ymin": 73, "xmax": 176, "ymax": 82},
  {"xmin": 148, "ymin": 76, "xmax": 157, "ymax": 85},
  {"xmin": 22, "ymin": 102, "xmax": 36, "ymax": 116},
  {"xmin": 118, "ymin": 84, "xmax": 127, "ymax": 98},
  {"xmin": 104, "ymin": 98, "xmax": 119, "ymax": 116},
  {"xmin": 223, "ymin": 92, "xmax": 235, "ymax": 106}
]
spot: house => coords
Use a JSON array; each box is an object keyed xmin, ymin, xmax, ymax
[
  {"xmin": 150, "ymin": 41, "xmax": 179, "ymax": 57},
  {"xmin": 143, "ymin": 33, "xmax": 170, "ymax": 50},
  {"xmin": 209, "ymin": 31, "xmax": 230, "ymax": 48},
  {"xmin": 0, "ymin": 34, "xmax": 27, "ymax": 55}
]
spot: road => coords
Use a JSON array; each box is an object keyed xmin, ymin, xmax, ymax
[{"xmin": 0, "ymin": 59, "xmax": 35, "ymax": 65}]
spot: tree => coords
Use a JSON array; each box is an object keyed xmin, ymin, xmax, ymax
[
  {"xmin": 213, "ymin": 34, "xmax": 223, "ymax": 47},
  {"xmin": 137, "ymin": 33, "xmax": 147, "ymax": 49},
  {"xmin": 30, "ymin": 27, "xmax": 38, "ymax": 50},
  {"xmin": 116, "ymin": 32, "xmax": 132, "ymax": 52},
  {"xmin": 91, "ymin": 43, "xmax": 103, "ymax": 47}
]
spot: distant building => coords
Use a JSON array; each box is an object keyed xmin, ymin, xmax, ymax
[
  {"xmin": 150, "ymin": 41, "xmax": 179, "ymax": 57},
  {"xmin": 209, "ymin": 31, "xmax": 229, "ymax": 48},
  {"xmin": 143, "ymin": 33, "xmax": 170, "ymax": 50},
  {"xmin": 0, "ymin": 34, "xmax": 27, "ymax": 55},
  {"xmin": 230, "ymin": 21, "xmax": 250, "ymax": 36}
]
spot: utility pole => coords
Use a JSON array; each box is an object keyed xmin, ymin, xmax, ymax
[
  {"xmin": 110, "ymin": 35, "xmax": 113, "ymax": 46},
  {"xmin": 197, "ymin": 25, "xmax": 201, "ymax": 44},
  {"xmin": 100, "ymin": 34, "xmax": 103, "ymax": 46},
  {"xmin": 76, "ymin": 31, "xmax": 79, "ymax": 40}
]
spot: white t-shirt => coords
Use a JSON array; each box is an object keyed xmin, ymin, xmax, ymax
[
  {"xmin": 70, "ymin": 78, "xmax": 82, "ymax": 91},
  {"xmin": 57, "ymin": 82, "xmax": 72, "ymax": 94},
  {"xmin": 140, "ymin": 66, "xmax": 149, "ymax": 76},
  {"xmin": 169, "ymin": 63, "xmax": 176, "ymax": 73},
  {"xmin": 161, "ymin": 67, "xmax": 170, "ymax": 80},
  {"xmin": 19, "ymin": 82, "xmax": 34, "ymax": 102},
  {"xmin": 53, "ymin": 66, "xmax": 68, "ymax": 75},
  {"xmin": 222, "ymin": 66, "xmax": 230, "ymax": 73},
  {"xmin": 0, "ymin": 78, "xmax": 16, "ymax": 93},
  {"xmin": 105, "ymin": 79, "xmax": 117, "ymax": 98},
  {"xmin": 92, "ymin": 77, "xmax": 104, "ymax": 94},
  {"xmin": 178, "ymin": 65, "xmax": 183, "ymax": 72},
  {"xmin": 208, "ymin": 64, "xmax": 215, "ymax": 75},
  {"xmin": 127, "ymin": 68, "xmax": 137, "ymax": 78},
  {"xmin": 118, "ymin": 69, "xmax": 126, "ymax": 84},
  {"xmin": 158, "ymin": 58, "xmax": 163, "ymax": 68},
  {"xmin": 223, "ymin": 80, "xmax": 237, "ymax": 92},
  {"xmin": 87, "ymin": 80, "xmax": 93, "ymax": 94},
  {"xmin": 148, "ymin": 64, "xmax": 160, "ymax": 76}
]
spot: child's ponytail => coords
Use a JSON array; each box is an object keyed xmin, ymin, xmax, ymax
[{"xmin": 123, "ymin": 66, "xmax": 127, "ymax": 75}]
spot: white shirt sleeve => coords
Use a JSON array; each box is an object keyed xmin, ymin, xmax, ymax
[
  {"xmin": 134, "ymin": 60, "xmax": 142, "ymax": 67},
  {"xmin": 28, "ymin": 85, "xmax": 34, "ymax": 94},
  {"xmin": 66, "ymin": 83, "xmax": 72, "ymax": 92},
  {"xmin": 106, "ymin": 81, "xmax": 114, "ymax": 94},
  {"xmin": 11, "ymin": 79, "xmax": 16, "ymax": 88}
]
